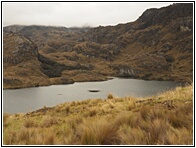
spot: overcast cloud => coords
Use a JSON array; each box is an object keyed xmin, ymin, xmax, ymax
[{"xmin": 3, "ymin": 2, "xmax": 174, "ymax": 27}]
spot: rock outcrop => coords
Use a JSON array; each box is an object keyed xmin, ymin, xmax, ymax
[
  {"xmin": 3, "ymin": 32, "xmax": 50, "ymax": 89},
  {"xmin": 3, "ymin": 3, "xmax": 193, "ymax": 89}
]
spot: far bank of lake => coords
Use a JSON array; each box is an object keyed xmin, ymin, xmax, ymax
[{"xmin": 3, "ymin": 77, "xmax": 182, "ymax": 114}]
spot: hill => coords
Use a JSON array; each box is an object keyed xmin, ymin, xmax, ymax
[
  {"xmin": 3, "ymin": 32, "xmax": 50, "ymax": 88},
  {"xmin": 3, "ymin": 3, "xmax": 193, "ymax": 89}
]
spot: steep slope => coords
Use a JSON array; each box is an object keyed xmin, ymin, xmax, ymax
[
  {"xmin": 3, "ymin": 3, "xmax": 193, "ymax": 89},
  {"xmin": 3, "ymin": 32, "xmax": 50, "ymax": 89},
  {"xmin": 86, "ymin": 3, "xmax": 193, "ymax": 82}
]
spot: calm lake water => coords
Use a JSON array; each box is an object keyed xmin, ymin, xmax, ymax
[{"xmin": 3, "ymin": 78, "xmax": 181, "ymax": 114}]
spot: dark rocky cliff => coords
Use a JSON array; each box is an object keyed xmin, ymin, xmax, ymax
[{"xmin": 3, "ymin": 3, "xmax": 193, "ymax": 88}]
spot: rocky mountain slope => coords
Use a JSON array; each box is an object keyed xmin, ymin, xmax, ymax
[
  {"xmin": 3, "ymin": 32, "xmax": 50, "ymax": 88},
  {"xmin": 3, "ymin": 3, "xmax": 193, "ymax": 89}
]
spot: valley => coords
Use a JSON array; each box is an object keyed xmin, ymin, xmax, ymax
[
  {"xmin": 2, "ymin": 3, "xmax": 194, "ymax": 145},
  {"xmin": 3, "ymin": 3, "xmax": 193, "ymax": 89}
]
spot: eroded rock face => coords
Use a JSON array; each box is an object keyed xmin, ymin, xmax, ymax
[
  {"xmin": 73, "ymin": 42, "xmax": 117, "ymax": 60},
  {"xmin": 137, "ymin": 3, "xmax": 193, "ymax": 28},
  {"xmin": 3, "ymin": 78, "xmax": 22, "ymax": 86},
  {"xmin": 37, "ymin": 52, "xmax": 92, "ymax": 78},
  {"xmin": 3, "ymin": 3, "xmax": 193, "ymax": 89},
  {"xmin": 3, "ymin": 32, "xmax": 38, "ymax": 64},
  {"xmin": 116, "ymin": 66, "xmax": 138, "ymax": 77},
  {"xmin": 3, "ymin": 33, "xmax": 50, "ymax": 89}
]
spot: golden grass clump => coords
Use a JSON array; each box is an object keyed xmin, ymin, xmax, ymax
[
  {"xmin": 88, "ymin": 107, "xmax": 98, "ymax": 117},
  {"xmin": 23, "ymin": 119, "xmax": 37, "ymax": 128},
  {"xmin": 41, "ymin": 116, "xmax": 59, "ymax": 128},
  {"xmin": 65, "ymin": 105, "xmax": 70, "ymax": 113},
  {"xmin": 119, "ymin": 126, "xmax": 148, "ymax": 145},
  {"xmin": 107, "ymin": 93, "xmax": 114, "ymax": 99},
  {"xmin": 77, "ymin": 118, "xmax": 119, "ymax": 145},
  {"xmin": 4, "ymin": 127, "xmax": 59, "ymax": 145},
  {"xmin": 3, "ymin": 113, "xmax": 10, "ymax": 122},
  {"xmin": 3, "ymin": 85, "xmax": 193, "ymax": 145}
]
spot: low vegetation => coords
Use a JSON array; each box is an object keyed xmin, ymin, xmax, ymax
[
  {"xmin": 3, "ymin": 4, "xmax": 193, "ymax": 89},
  {"xmin": 3, "ymin": 85, "xmax": 193, "ymax": 145}
]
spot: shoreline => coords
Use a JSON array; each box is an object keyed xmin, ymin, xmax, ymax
[
  {"xmin": 3, "ymin": 75, "xmax": 189, "ymax": 90},
  {"xmin": 3, "ymin": 77, "xmax": 186, "ymax": 114},
  {"xmin": 3, "ymin": 84, "xmax": 193, "ymax": 145}
]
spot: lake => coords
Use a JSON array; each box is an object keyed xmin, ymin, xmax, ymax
[{"xmin": 3, "ymin": 77, "xmax": 181, "ymax": 114}]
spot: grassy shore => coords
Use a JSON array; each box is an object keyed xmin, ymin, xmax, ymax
[{"xmin": 3, "ymin": 85, "xmax": 193, "ymax": 145}]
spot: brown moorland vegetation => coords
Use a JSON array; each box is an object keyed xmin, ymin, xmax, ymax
[
  {"xmin": 3, "ymin": 84, "xmax": 193, "ymax": 145},
  {"xmin": 3, "ymin": 3, "xmax": 193, "ymax": 89}
]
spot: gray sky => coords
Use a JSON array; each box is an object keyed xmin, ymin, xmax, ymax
[{"xmin": 3, "ymin": 2, "xmax": 174, "ymax": 27}]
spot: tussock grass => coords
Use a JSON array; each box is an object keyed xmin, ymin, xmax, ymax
[
  {"xmin": 3, "ymin": 85, "xmax": 193, "ymax": 145},
  {"xmin": 3, "ymin": 113, "xmax": 10, "ymax": 122},
  {"xmin": 24, "ymin": 119, "xmax": 37, "ymax": 128},
  {"xmin": 65, "ymin": 105, "xmax": 70, "ymax": 113},
  {"xmin": 77, "ymin": 118, "xmax": 119, "ymax": 145},
  {"xmin": 87, "ymin": 107, "xmax": 98, "ymax": 117},
  {"xmin": 119, "ymin": 126, "xmax": 148, "ymax": 145},
  {"xmin": 4, "ymin": 127, "xmax": 61, "ymax": 145},
  {"xmin": 107, "ymin": 93, "xmax": 114, "ymax": 99},
  {"xmin": 41, "ymin": 116, "xmax": 59, "ymax": 128},
  {"xmin": 3, "ymin": 113, "xmax": 10, "ymax": 128}
]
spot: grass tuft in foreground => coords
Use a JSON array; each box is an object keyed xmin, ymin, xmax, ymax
[{"xmin": 3, "ymin": 85, "xmax": 193, "ymax": 145}]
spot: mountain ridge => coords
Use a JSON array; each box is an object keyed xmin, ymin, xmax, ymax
[{"xmin": 3, "ymin": 3, "xmax": 193, "ymax": 89}]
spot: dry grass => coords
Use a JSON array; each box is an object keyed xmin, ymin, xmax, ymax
[
  {"xmin": 107, "ymin": 93, "xmax": 114, "ymax": 99},
  {"xmin": 3, "ymin": 113, "xmax": 10, "ymax": 122},
  {"xmin": 77, "ymin": 118, "xmax": 119, "ymax": 145},
  {"xmin": 23, "ymin": 119, "xmax": 37, "ymax": 128},
  {"xmin": 3, "ymin": 85, "xmax": 193, "ymax": 145},
  {"xmin": 5, "ymin": 128, "xmax": 59, "ymax": 145}
]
